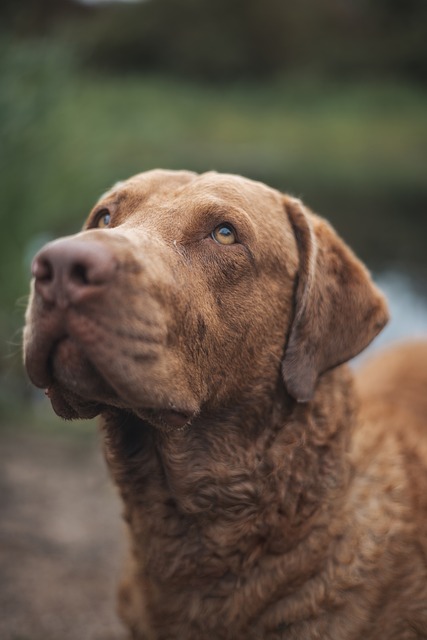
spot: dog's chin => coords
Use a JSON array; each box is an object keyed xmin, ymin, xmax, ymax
[
  {"xmin": 47, "ymin": 382, "xmax": 196, "ymax": 428},
  {"xmin": 46, "ymin": 383, "xmax": 103, "ymax": 420}
]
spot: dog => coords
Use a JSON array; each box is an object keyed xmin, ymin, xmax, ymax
[{"xmin": 24, "ymin": 170, "xmax": 427, "ymax": 639}]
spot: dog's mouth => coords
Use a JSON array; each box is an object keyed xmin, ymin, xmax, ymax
[
  {"xmin": 26, "ymin": 326, "xmax": 126, "ymax": 419},
  {"xmin": 24, "ymin": 309, "xmax": 197, "ymax": 426},
  {"xmin": 47, "ymin": 338, "xmax": 193, "ymax": 427}
]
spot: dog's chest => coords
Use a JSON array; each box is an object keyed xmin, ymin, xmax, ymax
[
  {"xmin": 111, "ymin": 425, "xmax": 337, "ymax": 638},
  {"xmin": 106, "ymin": 417, "xmax": 427, "ymax": 640}
]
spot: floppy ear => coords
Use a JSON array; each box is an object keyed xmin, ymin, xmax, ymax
[{"xmin": 282, "ymin": 197, "xmax": 389, "ymax": 403}]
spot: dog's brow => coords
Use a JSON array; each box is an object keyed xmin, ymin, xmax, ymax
[
  {"xmin": 196, "ymin": 201, "xmax": 250, "ymax": 225},
  {"xmin": 98, "ymin": 189, "xmax": 129, "ymax": 205}
]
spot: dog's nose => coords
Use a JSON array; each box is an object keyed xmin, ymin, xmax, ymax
[{"xmin": 32, "ymin": 237, "xmax": 117, "ymax": 307}]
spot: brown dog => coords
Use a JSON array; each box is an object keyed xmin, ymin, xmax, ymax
[{"xmin": 24, "ymin": 170, "xmax": 427, "ymax": 639}]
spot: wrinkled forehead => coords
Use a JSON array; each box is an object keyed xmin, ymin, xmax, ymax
[
  {"xmin": 191, "ymin": 172, "xmax": 285, "ymax": 220},
  {"xmin": 98, "ymin": 169, "xmax": 197, "ymax": 208},
  {"xmin": 97, "ymin": 170, "xmax": 285, "ymax": 227}
]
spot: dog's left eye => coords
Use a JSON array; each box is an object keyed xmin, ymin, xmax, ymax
[
  {"xmin": 211, "ymin": 223, "xmax": 237, "ymax": 245},
  {"xmin": 95, "ymin": 209, "xmax": 111, "ymax": 228}
]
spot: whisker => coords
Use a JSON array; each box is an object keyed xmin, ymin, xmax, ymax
[
  {"xmin": 16, "ymin": 294, "xmax": 30, "ymax": 309},
  {"xmin": 5, "ymin": 326, "xmax": 25, "ymax": 357}
]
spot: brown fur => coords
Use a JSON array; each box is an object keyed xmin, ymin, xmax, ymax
[{"xmin": 24, "ymin": 170, "xmax": 427, "ymax": 639}]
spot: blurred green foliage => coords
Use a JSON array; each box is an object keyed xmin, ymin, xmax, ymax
[
  {"xmin": 1, "ymin": 0, "xmax": 427, "ymax": 419},
  {"xmin": 80, "ymin": 0, "xmax": 427, "ymax": 81},
  {"xmin": 3, "ymin": 0, "xmax": 427, "ymax": 82}
]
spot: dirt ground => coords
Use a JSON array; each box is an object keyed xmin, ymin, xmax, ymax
[{"xmin": 0, "ymin": 426, "xmax": 127, "ymax": 640}]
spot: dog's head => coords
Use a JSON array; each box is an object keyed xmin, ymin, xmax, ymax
[{"xmin": 24, "ymin": 170, "xmax": 388, "ymax": 427}]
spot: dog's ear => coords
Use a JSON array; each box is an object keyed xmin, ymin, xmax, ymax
[{"xmin": 282, "ymin": 197, "xmax": 389, "ymax": 403}]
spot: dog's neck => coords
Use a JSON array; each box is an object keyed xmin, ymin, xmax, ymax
[
  {"xmin": 102, "ymin": 364, "xmax": 355, "ymax": 555},
  {"xmin": 102, "ymin": 366, "xmax": 357, "ymax": 636}
]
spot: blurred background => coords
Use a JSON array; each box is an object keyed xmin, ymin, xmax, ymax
[{"xmin": 0, "ymin": 1, "xmax": 426, "ymax": 638}]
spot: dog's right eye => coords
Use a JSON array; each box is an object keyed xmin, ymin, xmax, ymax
[
  {"xmin": 95, "ymin": 209, "xmax": 111, "ymax": 229},
  {"xmin": 211, "ymin": 223, "xmax": 237, "ymax": 245}
]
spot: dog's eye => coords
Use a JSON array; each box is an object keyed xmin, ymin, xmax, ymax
[
  {"xmin": 95, "ymin": 209, "xmax": 111, "ymax": 229},
  {"xmin": 211, "ymin": 223, "xmax": 236, "ymax": 245}
]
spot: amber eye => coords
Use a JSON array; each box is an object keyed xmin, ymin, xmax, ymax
[
  {"xmin": 211, "ymin": 223, "xmax": 237, "ymax": 245},
  {"xmin": 96, "ymin": 209, "xmax": 111, "ymax": 228}
]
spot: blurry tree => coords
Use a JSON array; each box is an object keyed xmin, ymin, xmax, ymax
[
  {"xmin": 2, "ymin": 0, "xmax": 426, "ymax": 82},
  {"xmin": 77, "ymin": 0, "xmax": 427, "ymax": 82}
]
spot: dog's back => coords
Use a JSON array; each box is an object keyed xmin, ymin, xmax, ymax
[
  {"xmin": 356, "ymin": 341, "xmax": 427, "ymax": 417},
  {"xmin": 355, "ymin": 340, "xmax": 427, "ymax": 567}
]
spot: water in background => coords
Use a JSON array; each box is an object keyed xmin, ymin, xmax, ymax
[{"xmin": 358, "ymin": 271, "xmax": 427, "ymax": 361}]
